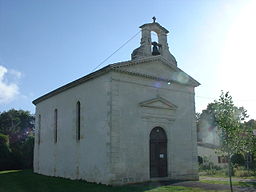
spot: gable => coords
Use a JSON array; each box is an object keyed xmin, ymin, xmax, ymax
[
  {"xmin": 139, "ymin": 96, "xmax": 177, "ymax": 110},
  {"xmin": 119, "ymin": 60, "xmax": 176, "ymax": 80},
  {"xmin": 111, "ymin": 56, "xmax": 200, "ymax": 87}
]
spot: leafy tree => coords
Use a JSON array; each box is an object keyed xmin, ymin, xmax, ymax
[
  {"xmin": 243, "ymin": 119, "xmax": 256, "ymax": 169},
  {"xmin": 0, "ymin": 133, "xmax": 12, "ymax": 170},
  {"xmin": 0, "ymin": 109, "xmax": 35, "ymax": 170},
  {"xmin": 231, "ymin": 153, "xmax": 245, "ymax": 166},
  {"xmin": 212, "ymin": 91, "xmax": 248, "ymax": 192},
  {"xmin": 0, "ymin": 109, "xmax": 35, "ymax": 144}
]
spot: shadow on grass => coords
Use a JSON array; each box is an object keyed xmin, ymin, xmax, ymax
[
  {"xmin": 0, "ymin": 170, "xmax": 190, "ymax": 192},
  {"xmin": 237, "ymin": 181, "xmax": 256, "ymax": 188}
]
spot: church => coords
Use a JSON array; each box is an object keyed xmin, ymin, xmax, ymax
[{"xmin": 33, "ymin": 19, "xmax": 200, "ymax": 185}]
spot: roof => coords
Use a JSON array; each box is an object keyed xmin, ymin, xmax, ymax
[
  {"xmin": 33, "ymin": 56, "xmax": 200, "ymax": 105},
  {"xmin": 197, "ymin": 142, "xmax": 219, "ymax": 149}
]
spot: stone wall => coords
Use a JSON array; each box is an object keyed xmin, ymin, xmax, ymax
[
  {"xmin": 109, "ymin": 69, "xmax": 198, "ymax": 184},
  {"xmin": 33, "ymin": 74, "xmax": 112, "ymax": 184}
]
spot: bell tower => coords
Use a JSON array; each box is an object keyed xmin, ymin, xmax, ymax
[{"xmin": 131, "ymin": 17, "xmax": 177, "ymax": 66}]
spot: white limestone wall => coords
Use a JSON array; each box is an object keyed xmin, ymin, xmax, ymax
[
  {"xmin": 198, "ymin": 146, "xmax": 219, "ymax": 165},
  {"xmin": 109, "ymin": 71, "xmax": 198, "ymax": 184},
  {"xmin": 33, "ymin": 74, "xmax": 112, "ymax": 184},
  {"xmin": 197, "ymin": 146, "xmax": 227, "ymax": 167}
]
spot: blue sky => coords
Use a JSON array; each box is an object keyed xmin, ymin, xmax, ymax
[{"xmin": 0, "ymin": 0, "xmax": 256, "ymax": 119}]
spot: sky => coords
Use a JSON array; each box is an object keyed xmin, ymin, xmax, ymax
[{"xmin": 0, "ymin": 0, "xmax": 256, "ymax": 119}]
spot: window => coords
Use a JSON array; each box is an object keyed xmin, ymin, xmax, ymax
[
  {"xmin": 54, "ymin": 109, "xmax": 58, "ymax": 143},
  {"xmin": 218, "ymin": 156, "xmax": 228, "ymax": 163},
  {"xmin": 38, "ymin": 114, "xmax": 41, "ymax": 144},
  {"xmin": 76, "ymin": 101, "xmax": 81, "ymax": 141}
]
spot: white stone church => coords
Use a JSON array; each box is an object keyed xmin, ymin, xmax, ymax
[{"xmin": 33, "ymin": 20, "xmax": 200, "ymax": 185}]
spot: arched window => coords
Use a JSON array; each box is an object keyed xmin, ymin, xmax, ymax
[
  {"xmin": 38, "ymin": 114, "xmax": 41, "ymax": 144},
  {"xmin": 151, "ymin": 31, "xmax": 158, "ymax": 43},
  {"xmin": 151, "ymin": 31, "xmax": 160, "ymax": 56},
  {"xmin": 76, "ymin": 101, "xmax": 81, "ymax": 141},
  {"xmin": 54, "ymin": 109, "xmax": 58, "ymax": 143}
]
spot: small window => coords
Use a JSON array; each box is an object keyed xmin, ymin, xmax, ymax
[
  {"xmin": 38, "ymin": 114, "xmax": 41, "ymax": 144},
  {"xmin": 54, "ymin": 109, "xmax": 58, "ymax": 143},
  {"xmin": 76, "ymin": 101, "xmax": 81, "ymax": 141},
  {"xmin": 218, "ymin": 156, "xmax": 228, "ymax": 163}
]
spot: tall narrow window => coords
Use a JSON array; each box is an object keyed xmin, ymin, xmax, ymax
[
  {"xmin": 76, "ymin": 101, "xmax": 81, "ymax": 141},
  {"xmin": 54, "ymin": 109, "xmax": 58, "ymax": 143},
  {"xmin": 38, "ymin": 114, "xmax": 41, "ymax": 144}
]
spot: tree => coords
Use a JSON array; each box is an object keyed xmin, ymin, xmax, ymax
[
  {"xmin": 0, "ymin": 109, "xmax": 35, "ymax": 144},
  {"xmin": 243, "ymin": 119, "xmax": 256, "ymax": 169},
  {"xmin": 0, "ymin": 133, "xmax": 12, "ymax": 170},
  {"xmin": 212, "ymin": 91, "xmax": 248, "ymax": 192},
  {"xmin": 0, "ymin": 109, "xmax": 35, "ymax": 170}
]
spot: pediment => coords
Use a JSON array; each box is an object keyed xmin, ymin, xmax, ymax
[
  {"xmin": 111, "ymin": 56, "xmax": 200, "ymax": 87},
  {"xmin": 139, "ymin": 96, "xmax": 177, "ymax": 110}
]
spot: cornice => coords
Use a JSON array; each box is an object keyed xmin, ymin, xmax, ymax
[{"xmin": 33, "ymin": 56, "xmax": 200, "ymax": 105}]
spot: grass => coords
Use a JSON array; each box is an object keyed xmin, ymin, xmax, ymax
[
  {"xmin": 0, "ymin": 170, "xmax": 228, "ymax": 192},
  {"xmin": 200, "ymin": 180, "xmax": 256, "ymax": 188}
]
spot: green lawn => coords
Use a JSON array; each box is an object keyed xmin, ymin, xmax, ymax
[{"xmin": 0, "ymin": 170, "xmax": 227, "ymax": 192}]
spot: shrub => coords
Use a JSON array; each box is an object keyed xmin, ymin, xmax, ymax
[
  {"xmin": 0, "ymin": 133, "xmax": 12, "ymax": 170},
  {"xmin": 234, "ymin": 166, "xmax": 256, "ymax": 177},
  {"xmin": 231, "ymin": 154, "xmax": 245, "ymax": 166}
]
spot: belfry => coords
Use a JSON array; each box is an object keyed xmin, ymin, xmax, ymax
[{"xmin": 131, "ymin": 17, "xmax": 177, "ymax": 65}]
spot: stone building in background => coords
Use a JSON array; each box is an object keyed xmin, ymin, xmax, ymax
[
  {"xmin": 33, "ymin": 20, "xmax": 200, "ymax": 185},
  {"xmin": 197, "ymin": 110, "xmax": 228, "ymax": 166}
]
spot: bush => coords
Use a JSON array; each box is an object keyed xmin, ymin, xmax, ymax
[
  {"xmin": 231, "ymin": 154, "xmax": 245, "ymax": 166},
  {"xmin": 0, "ymin": 133, "xmax": 34, "ymax": 170},
  {"xmin": 198, "ymin": 156, "xmax": 203, "ymax": 165},
  {"xmin": 234, "ymin": 166, "xmax": 256, "ymax": 177},
  {"xmin": 0, "ymin": 133, "xmax": 12, "ymax": 170},
  {"xmin": 0, "ymin": 133, "xmax": 9, "ymax": 146}
]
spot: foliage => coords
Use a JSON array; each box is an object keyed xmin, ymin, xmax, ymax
[
  {"xmin": 0, "ymin": 109, "xmax": 35, "ymax": 144},
  {"xmin": 243, "ymin": 119, "xmax": 256, "ymax": 157},
  {"xmin": 0, "ymin": 109, "xmax": 35, "ymax": 170},
  {"xmin": 0, "ymin": 134, "xmax": 12, "ymax": 170},
  {"xmin": 213, "ymin": 91, "xmax": 248, "ymax": 155},
  {"xmin": 0, "ymin": 170, "xmax": 229, "ymax": 192},
  {"xmin": 198, "ymin": 156, "xmax": 203, "ymax": 165},
  {"xmin": 210, "ymin": 91, "xmax": 249, "ymax": 192},
  {"xmin": 233, "ymin": 166, "xmax": 256, "ymax": 177},
  {"xmin": 231, "ymin": 154, "xmax": 245, "ymax": 167}
]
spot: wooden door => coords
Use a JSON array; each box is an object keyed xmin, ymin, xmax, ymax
[{"xmin": 150, "ymin": 127, "xmax": 167, "ymax": 178}]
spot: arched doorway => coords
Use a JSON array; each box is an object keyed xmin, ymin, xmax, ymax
[{"xmin": 150, "ymin": 127, "xmax": 167, "ymax": 178}]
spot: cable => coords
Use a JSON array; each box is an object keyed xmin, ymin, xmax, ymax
[
  {"xmin": 91, "ymin": 30, "xmax": 141, "ymax": 72},
  {"xmin": 196, "ymin": 95, "xmax": 256, "ymax": 102}
]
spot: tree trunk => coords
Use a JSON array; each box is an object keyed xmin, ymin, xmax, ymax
[{"xmin": 228, "ymin": 152, "xmax": 233, "ymax": 192}]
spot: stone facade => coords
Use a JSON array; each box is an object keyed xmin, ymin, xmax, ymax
[{"xmin": 33, "ymin": 21, "xmax": 200, "ymax": 185}]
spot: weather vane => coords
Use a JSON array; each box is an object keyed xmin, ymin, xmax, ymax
[{"xmin": 152, "ymin": 16, "xmax": 156, "ymax": 23}]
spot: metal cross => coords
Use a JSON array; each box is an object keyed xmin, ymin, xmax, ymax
[{"xmin": 152, "ymin": 16, "xmax": 156, "ymax": 23}]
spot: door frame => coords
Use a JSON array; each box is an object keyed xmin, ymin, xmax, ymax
[{"xmin": 149, "ymin": 126, "xmax": 168, "ymax": 178}]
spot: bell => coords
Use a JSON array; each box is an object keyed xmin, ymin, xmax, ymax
[{"xmin": 152, "ymin": 42, "xmax": 160, "ymax": 56}]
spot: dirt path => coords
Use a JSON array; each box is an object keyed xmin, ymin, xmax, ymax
[
  {"xmin": 200, "ymin": 176, "xmax": 256, "ymax": 183},
  {"xmin": 170, "ymin": 180, "xmax": 255, "ymax": 192},
  {"xmin": 134, "ymin": 177, "xmax": 256, "ymax": 191}
]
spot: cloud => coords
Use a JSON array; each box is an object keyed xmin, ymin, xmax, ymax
[
  {"xmin": 0, "ymin": 65, "xmax": 20, "ymax": 104},
  {"xmin": 9, "ymin": 69, "xmax": 22, "ymax": 79}
]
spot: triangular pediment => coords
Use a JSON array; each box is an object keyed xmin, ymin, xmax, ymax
[
  {"xmin": 139, "ymin": 96, "xmax": 177, "ymax": 110},
  {"xmin": 111, "ymin": 56, "xmax": 200, "ymax": 87}
]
